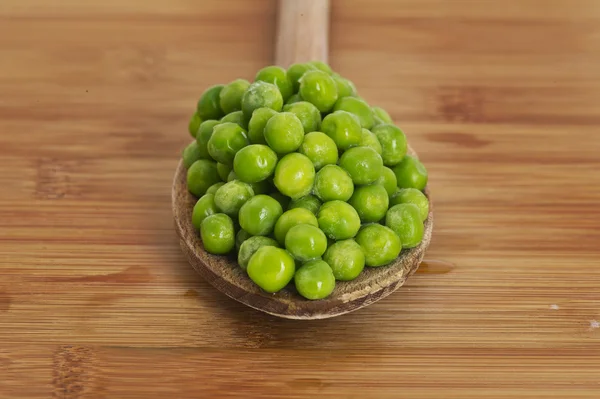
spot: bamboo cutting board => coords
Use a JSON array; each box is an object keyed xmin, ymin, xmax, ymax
[{"xmin": 1, "ymin": 0, "xmax": 599, "ymax": 397}]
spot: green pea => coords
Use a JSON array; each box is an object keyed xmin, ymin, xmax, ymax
[
  {"xmin": 238, "ymin": 236, "xmax": 279, "ymax": 271},
  {"xmin": 331, "ymin": 73, "xmax": 357, "ymax": 98},
  {"xmin": 196, "ymin": 120, "xmax": 220, "ymax": 159},
  {"xmin": 182, "ymin": 141, "xmax": 203, "ymax": 168},
  {"xmin": 197, "ymin": 85, "xmax": 224, "ymax": 120},
  {"xmin": 188, "ymin": 112, "xmax": 202, "ymax": 138},
  {"xmin": 339, "ymin": 146, "xmax": 383, "ymax": 185},
  {"xmin": 288, "ymin": 194, "xmax": 322, "ymax": 216},
  {"xmin": 285, "ymin": 93, "xmax": 303, "ymax": 105},
  {"xmin": 269, "ymin": 191, "xmax": 291, "ymax": 210},
  {"xmin": 213, "ymin": 180, "xmax": 254, "ymax": 217},
  {"xmin": 295, "ymin": 259, "xmax": 336, "ymax": 300},
  {"xmin": 323, "ymin": 239, "xmax": 365, "ymax": 281},
  {"xmin": 313, "ymin": 165, "xmax": 354, "ymax": 202},
  {"xmin": 318, "ymin": 200, "xmax": 361, "ymax": 240},
  {"xmin": 393, "ymin": 155, "xmax": 428, "ymax": 190},
  {"xmin": 227, "ymin": 170, "xmax": 237, "ymax": 182},
  {"xmin": 273, "ymin": 153, "xmax": 315, "ymax": 200},
  {"xmin": 216, "ymin": 163, "xmax": 232, "ymax": 182},
  {"xmin": 287, "ymin": 63, "xmax": 316, "ymax": 92},
  {"xmin": 247, "ymin": 246, "xmax": 296, "ymax": 293},
  {"xmin": 386, "ymin": 203, "xmax": 424, "ymax": 249},
  {"xmin": 274, "ymin": 208, "xmax": 319, "ymax": 245},
  {"xmin": 187, "ymin": 159, "xmax": 220, "ymax": 197},
  {"xmin": 377, "ymin": 167, "xmax": 398, "ymax": 197},
  {"xmin": 200, "ymin": 213, "xmax": 235, "ymax": 255},
  {"xmin": 248, "ymin": 179, "xmax": 272, "ymax": 195},
  {"xmin": 355, "ymin": 224, "xmax": 401, "ymax": 267},
  {"xmin": 320, "ymin": 110, "xmax": 362, "ymax": 150},
  {"xmin": 308, "ymin": 61, "xmax": 333, "ymax": 74},
  {"xmin": 285, "ymin": 224, "xmax": 327, "ymax": 262},
  {"xmin": 247, "ymin": 107, "xmax": 277, "ymax": 144},
  {"xmin": 207, "ymin": 122, "xmax": 249, "ymax": 165},
  {"xmin": 283, "ymin": 101, "xmax": 322, "ymax": 133},
  {"xmin": 298, "ymin": 131, "xmax": 338, "ymax": 171},
  {"xmin": 371, "ymin": 124, "xmax": 407, "ymax": 167},
  {"xmin": 232, "ymin": 144, "xmax": 278, "ymax": 183},
  {"xmin": 206, "ymin": 182, "xmax": 225, "ymax": 195},
  {"xmin": 299, "ymin": 70, "xmax": 338, "ymax": 112},
  {"xmin": 348, "ymin": 184, "xmax": 389, "ymax": 223},
  {"xmin": 220, "ymin": 110, "xmax": 247, "ymax": 129},
  {"xmin": 333, "ymin": 97, "xmax": 375, "ymax": 129},
  {"xmin": 241, "ymin": 81, "xmax": 283, "ymax": 120},
  {"xmin": 219, "ymin": 79, "xmax": 250, "ymax": 115},
  {"xmin": 390, "ymin": 188, "xmax": 429, "ymax": 221},
  {"xmin": 255, "ymin": 65, "xmax": 294, "ymax": 102},
  {"xmin": 359, "ymin": 128, "xmax": 383, "ymax": 155},
  {"xmin": 236, "ymin": 228, "xmax": 252, "ymax": 251},
  {"xmin": 192, "ymin": 194, "xmax": 219, "ymax": 230},
  {"xmin": 372, "ymin": 106, "xmax": 393, "ymax": 124},
  {"xmin": 264, "ymin": 112, "xmax": 304, "ymax": 155},
  {"xmin": 239, "ymin": 194, "xmax": 283, "ymax": 236}
]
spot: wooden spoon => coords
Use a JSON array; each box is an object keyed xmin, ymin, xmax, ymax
[{"xmin": 172, "ymin": 0, "xmax": 433, "ymax": 319}]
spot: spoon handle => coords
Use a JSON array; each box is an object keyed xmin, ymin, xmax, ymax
[{"xmin": 275, "ymin": 0, "xmax": 330, "ymax": 66}]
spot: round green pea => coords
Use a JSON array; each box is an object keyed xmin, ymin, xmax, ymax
[
  {"xmin": 220, "ymin": 110, "xmax": 247, "ymax": 129},
  {"xmin": 239, "ymin": 194, "xmax": 283, "ymax": 236},
  {"xmin": 207, "ymin": 122, "xmax": 249, "ymax": 165},
  {"xmin": 299, "ymin": 70, "xmax": 338, "ymax": 112},
  {"xmin": 313, "ymin": 165, "xmax": 354, "ymax": 202},
  {"xmin": 197, "ymin": 85, "xmax": 224, "ymax": 120},
  {"xmin": 285, "ymin": 93, "xmax": 302, "ymax": 105},
  {"xmin": 182, "ymin": 141, "xmax": 203, "ymax": 168},
  {"xmin": 216, "ymin": 163, "xmax": 232, "ymax": 182},
  {"xmin": 386, "ymin": 203, "xmax": 424, "ymax": 249},
  {"xmin": 241, "ymin": 81, "xmax": 283, "ymax": 120},
  {"xmin": 339, "ymin": 146, "xmax": 383, "ymax": 185},
  {"xmin": 317, "ymin": 200, "xmax": 361, "ymax": 240},
  {"xmin": 236, "ymin": 228, "xmax": 252, "ymax": 251},
  {"xmin": 331, "ymin": 73, "xmax": 357, "ymax": 98},
  {"xmin": 294, "ymin": 259, "xmax": 336, "ymax": 300},
  {"xmin": 247, "ymin": 246, "xmax": 296, "ymax": 293},
  {"xmin": 247, "ymin": 107, "xmax": 277, "ymax": 144},
  {"xmin": 371, "ymin": 124, "xmax": 407, "ymax": 167},
  {"xmin": 308, "ymin": 61, "xmax": 332, "ymax": 74},
  {"xmin": 348, "ymin": 184, "xmax": 389, "ymax": 223},
  {"xmin": 227, "ymin": 170, "xmax": 237, "ymax": 182},
  {"xmin": 372, "ymin": 106, "xmax": 393, "ymax": 124},
  {"xmin": 355, "ymin": 224, "xmax": 401, "ymax": 267},
  {"xmin": 274, "ymin": 208, "xmax": 319, "ymax": 245},
  {"xmin": 287, "ymin": 63, "xmax": 316, "ymax": 92},
  {"xmin": 288, "ymin": 194, "xmax": 322, "ymax": 216},
  {"xmin": 200, "ymin": 213, "xmax": 235, "ymax": 255},
  {"xmin": 273, "ymin": 153, "xmax": 315, "ymax": 199},
  {"xmin": 206, "ymin": 182, "xmax": 225, "ymax": 195},
  {"xmin": 187, "ymin": 159, "xmax": 220, "ymax": 197},
  {"xmin": 213, "ymin": 180, "xmax": 254, "ymax": 217},
  {"xmin": 255, "ymin": 65, "xmax": 293, "ymax": 101},
  {"xmin": 192, "ymin": 193, "xmax": 219, "ymax": 230},
  {"xmin": 320, "ymin": 110, "xmax": 362, "ymax": 150},
  {"xmin": 196, "ymin": 119, "xmax": 220, "ymax": 159},
  {"xmin": 377, "ymin": 166, "xmax": 398, "ymax": 197},
  {"xmin": 238, "ymin": 236, "xmax": 279, "ymax": 271},
  {"xmin": 333, "ymin": 97, "xmax": 375, "ymax": 129},
  {"xmin": 219, "ymin": 79, "xmax": 250, "ymax": 115},
  {"xmin": 359, "ymin": 128, "xmax": 382, "ymax": 155},
  {"xmin": 269, "ymin": 191, "xmax": 291, "ymax": 210},
  {"xmin": 285, "ymin": 224, "xmax": 327, "ymax": 262},
  {"xmin": 323, "ymin": 239, "xmax": 365, "ymax": 281},
  {"xmin": 392, "ymin": 155, "xmax": 428, "ymax": 191},
  {"xmin": 298, "ymin": 131, "xmax": 338, "ymax": 170},
  {"xmin": 390, "ymin": 188, "xmax": 429, "ymax": 221},
  {"xmin": 188, "ymin": 112, "xmax": 202, "ymax": 138},
  {"xmin": 233, "ymin": 144, "xmax": 278, "ymax": 183},
  {"xmin": 282, "ymin": 101, "xmax": 322, "ymax": 133},
  {"xmin": 264, "ymin": 112, "xmax": 305, "ymax": 155}
]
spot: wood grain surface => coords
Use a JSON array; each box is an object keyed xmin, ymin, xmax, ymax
[{"xmin": 1, "ymin": 0, "xmax": 599, "ymax": 397}]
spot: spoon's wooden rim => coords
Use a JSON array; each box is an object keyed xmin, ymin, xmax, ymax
[{"xmin": 172, "ymin": 147, "xmax": 433, "ymax": 320}]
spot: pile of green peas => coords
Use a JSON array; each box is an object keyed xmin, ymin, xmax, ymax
[{"xmin": 182, "ymin": 61, "xmax": 429, "ymax": 300}]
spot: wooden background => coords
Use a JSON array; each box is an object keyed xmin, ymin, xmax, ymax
[{"xmin": 1, "ymin": 0, "xmax": 599, "ymax": 397}]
